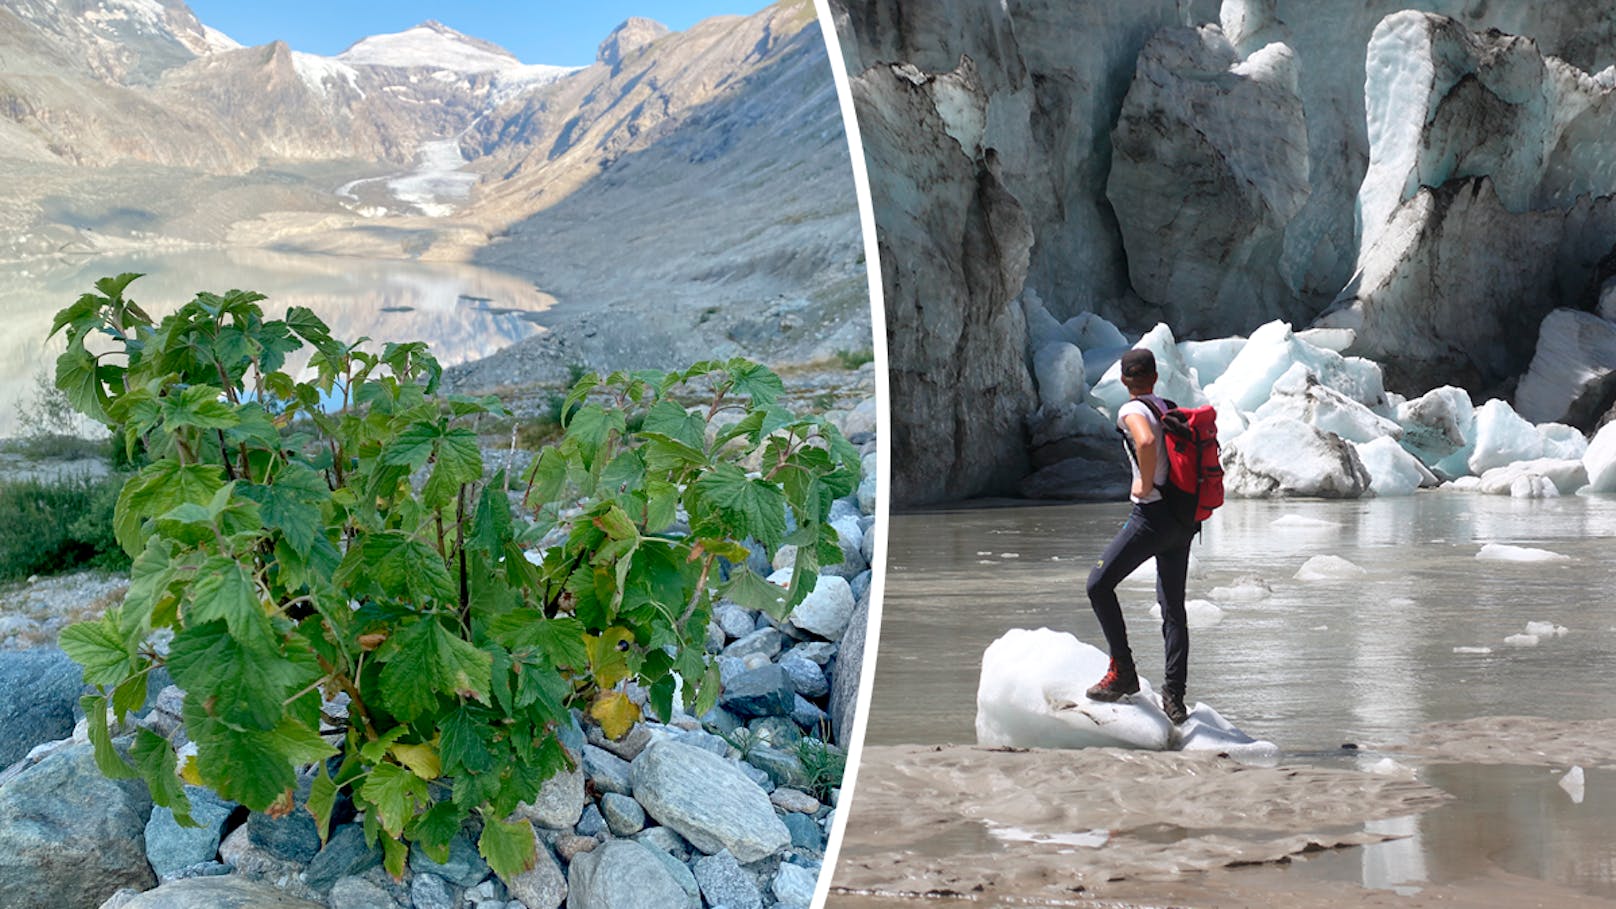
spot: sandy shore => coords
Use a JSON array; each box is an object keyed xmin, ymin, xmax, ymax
[{"xmin": 828, "ymin": 717, "xmax": 1616, "ymax": 908}]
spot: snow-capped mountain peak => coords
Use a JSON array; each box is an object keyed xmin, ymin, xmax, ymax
[{"xmin": 336, "ymin": 21, "xmax": 522, "ymax": 73}]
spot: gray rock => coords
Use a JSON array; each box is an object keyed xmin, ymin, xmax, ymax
[
  {"xmin": 630, "ymin": 740, "xmax": 789, "ymax": 862},
  {"xmin": 828, "ymin": 591, "xmax": 869, "ymax": 747},
  {"xmin": 408, "ymin": 833, "xmax": 489, "ymax": 887},
  {"xmin": 137, "ymin": 684, "xmax": 187, "ymax": 740},
  {"xmin": 693, "ymin": 849, "xmax": 762, "ymax": 909},
  {"xmin": 162, "ymin": 860, "xmax": 233, "ymax": 881},
  {"xmin": 218, "ymin": 825, "xmax": 318, "ymax": 899},
  {"xmin": 586, "ymin": 722, "xmax": 653, "ymax": 761},
  {"xmin": 851, "ymin": 570, "xmax": 872, "ymax": 607},
  {"xmin": 409, "ymin": 872, "xmax": 457, "ymax": 909},
  {"xmin": 145, "ymin": 785, "xmax": 236, "ymax": 879},
  {"xmin": 247, "ymin": 775, "xmax": 321, "ymax": 863},
  {"xmin": 859, "ymin": 522, "xmax": 876, "ymax": 564},
  {"xmin": 566, "ymin": 839, "xmax": 691, "ymax": 909},
  {"xmin": 0, "ymin": 743, "xmax": 155, "ymax": 909},
  {"xmin": 828, "ymin": 497, "xmax": 861, "ymax": 523},
  {"xmin": 786, "ymin": 642, "xmax": 836, "ymax": 666},
  {"xmin": 723, "ymin": 627, "xmax": 785, "ymax": 661},
  {"xmin": 558, "ymin": 713, "xmax": 586, "ymax": 759},
  {"xmin": 304, "ymin": 823, "xmax": 382, "ymax": 892},
  {"xmin": 672, "ymin": 727, "xmax": 729, "ymax": 757},
  {"xmin": 769, "ymin": 788, "xmax": 820, "ymax": 814},
  {"xmin": 856, "ymin": 473, "xmax": 876, "ymax": 515},
  {"xmin": 772, "ymin": 861, "xmax": 818, "ymax": 907},
  {"xmin": 744, "ymin": 745, "xmax": 805, "ymax": 790},
  {"xmin": 576, "ymin": 802, "xmax": 608, "ymax": 838},
  {"xmin": 747, "ymin": 716, "xmax": 802, "ymax": 750},
  {"xmin": 581, "ymin": 744, "xmax": 633, "ymax": 795},
  {"xmin": 554, "ymin": 834, "xmax": 600, "ymax": 863},
  {"xmin": 328, "ymin": 875, "xmax": 400, "ymax": 909},
  {"xmin": 642, "ymin": 846, "xmax": 701, "ymax": 907},
  {"xmin": 782, "ymin": 575, "xmax": 855, "ymax": 640},
  {"xmin": 513, "ymin": 766, "xmax": 585, "ymax": 829},
  {"xmin": 714, "ymin": 603, "xmax": 758, "ymax": 640},
  {"xmin": 777, "ymin": 652, "xmax": 829, "ymax": 698},
  {"xmin": 791, "ymin": 695, "xmax": 830, "ymax": 733},
  {"xmin": 782, "ymin": 813, "xmax": 824, "ymax": 853},
  {"xmin": 0, "ymin": 648, "xmax": 83, "ymax": 766},
  {"xmin": 601, "ymin": 792, "xmax": 646, "ymax": 835},
  {"xmin": 633, "ymin": 825, "xmax": 689, "ymax": 858},
  {"xmin": 717, "ymin": 655, "xmax": 748, "ymax": 687},
  {"xmin": 719, "ymin": 664, "xmax": 795, "ymax": 718},
  {"xmin": 97, "ymin": 887, "xmax": 141, "ymax": 909},
  {"xmin": 504, "ymin": 838, "xmax": 566, "ymax": 909},
  {"xmin": 111, "ymin": 876, "xmax": 325, "ymax": 908},
  {"xmin": 699, "ymin": 705, "xmax": 743, "ymax": 738},
  {"xmin": 731, "ymin": 758, "xmax": 774, "ymax": 792},
  {"xmin": 705, "ymin": 620, "xmax": 727, "ymax": 652}
]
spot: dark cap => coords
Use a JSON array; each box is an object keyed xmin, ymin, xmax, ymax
[{"xmin": 1120, "ymin": 348, "xmax": 1157, "ymax": 379}]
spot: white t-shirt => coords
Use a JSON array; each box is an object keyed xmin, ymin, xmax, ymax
[{"xmin": 1118, "ymin": 394, "xmax": 1169, "ymax": 504}]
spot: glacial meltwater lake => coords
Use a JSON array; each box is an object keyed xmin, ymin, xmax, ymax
[
  {"xmin": 863, "ymin": 493, "xmax": 1616, "ymax": 901},
  {"xmin": 0, "ymin": 249, "xmax": 553, "ymax": 436}
]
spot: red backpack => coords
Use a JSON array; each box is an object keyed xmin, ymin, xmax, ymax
[{"xmin": 1134, "ymin": 398, "xmax": 1225, "ymax": 524}]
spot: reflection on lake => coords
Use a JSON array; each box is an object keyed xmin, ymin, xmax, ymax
[{"xmin": 0, "ymin": 249, "xmax": 553, "ymax": 435}]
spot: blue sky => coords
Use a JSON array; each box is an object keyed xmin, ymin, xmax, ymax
[{"xmin": 186, "ymin": 2, "xmax": 774, "ymax": 67}]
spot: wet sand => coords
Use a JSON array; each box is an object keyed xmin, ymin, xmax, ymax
[{"xmin": 829, "ymin": 718, "xmax": 1616, "ymax": 907}]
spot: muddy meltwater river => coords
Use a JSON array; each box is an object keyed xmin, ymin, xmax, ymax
[{"xmin": 835, "ymin": 493, "xmax": 1616, "ymax": 906}]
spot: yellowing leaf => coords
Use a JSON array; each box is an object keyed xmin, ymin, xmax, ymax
[
  {"xmin": 590, "ymin": 690, "xmax": 640, "ymax": 741},
  {"xmin": 389, "ymin": 741, "xmax": 443, "ymax": 780},
  {"xmin": 584, "ymin": 627, "xmax": 634, "ymax": 690}
]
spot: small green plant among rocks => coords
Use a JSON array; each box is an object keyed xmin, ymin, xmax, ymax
[{"xmin": 49, "ymin": 274, "xmax": 859, "ymax": 882}]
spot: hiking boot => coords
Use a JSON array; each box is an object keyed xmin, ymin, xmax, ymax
[
  {"xmin": 1161, "ymin": 689, "xmax": 1188, "ymax": 724},
  {"xmin": 1086, "ymin": 659, "xmax": 1139, "ymax": 702}
]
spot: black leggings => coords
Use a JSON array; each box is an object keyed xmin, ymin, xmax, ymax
[{"xmin": 1085, "ymin": 499, "xmax": 1197, "ymax": 695}]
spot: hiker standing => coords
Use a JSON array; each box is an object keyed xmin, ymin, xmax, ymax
[{"xmin": 1084, "ymin": 348, "xmax": 1201, "ymax": 724}]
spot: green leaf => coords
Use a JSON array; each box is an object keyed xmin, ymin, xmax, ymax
[
  {"xmin": 115, "ymin": 460, "xmax": 227, "ymax": 556},
  {"xmin": 131, "ymin": 728, "xmax": 194, "ymax": 826},
  {"xmin": 727, "ymin": 360, "xmax": 784, "ymax": 406},
  {"xmin": 308, "ymin": 762, "xmax": 337, "ymax": 845},
  {"xmin": 338, "ymin": 531, "xmax": 456, "ymax": 604},
  {"xmin": 694, "ymin": 464, "xmax": 789, "ymax": 550},
  {"xmin": 160, "ymin": 384, "xmax": 239, "ymax": 431},
  {"xmin": 285, "ymin": 306, "xmax": 341, "ymax": 359},
  {"xmin": 469, "ymin": 478, "xmax": 513, "ymax": 555},
  {"xmin": 409, "ymin": 800, "xmax": 466, "ymax": 860},
  {"xmin": 377, "ymin": 618, "xmax": 494, "ymax": 722},
  {"xmin": 478, "ymin": 815, "xmax": 537, "ymax": 881},
  {"xmin": 167, "ymin": 621, "xmax": 318, "ymax": 731},
  {"xmin": 440, "ymin": 706, "xmax": 497, "ymax": 776},
  {"xmin": 187, "ymin": 558, "xmax": 272, "ymax": 649},
  {"xmin": 524, "ymin": 448, "xmax": 568, "ymax": 508},
  {"xmin": 423, "ymin": 427, "xmax": 482, "ymax": 507},
  {"xmin": 563, "ymin": 403, "xmax": 625, "ymax": 469},
  {"xmin": 644, "ymin": 480, "xmax": 679, "ymax": 533},
  {"xmin": 81, "ymin": 694, "xmax": 137, "ymax": 780},
  {"xmin": 381, "ymin": 421, "xmax": 440, "ymax": 471},
  {"xmin": 239, "ymin": 464, "xmax": 329, "ymax": 553},
  {"xmin": 54, "ymin": 345, "xmax": 109, "ymax": 424},
  {"xmin": 59, "ymin": 614, "xmax": 134, "ymax": 687},
  {"xmin": 641, "ymin": 400, "xmax": 707, "ymax": 451},
  {"xmin": 111, "ymin": 670, "xmax": 150, "ymax": 720},
  {"xmin": 723, "ymin": 567, "xmax": 790, "ymax": 619},
  {"xmin": 648, "ymin": 675, "xmax": 676, "ymax": 724},
  {"xmin": 360, "ymin": 762, "xmax": 428, "ymax": 839}
]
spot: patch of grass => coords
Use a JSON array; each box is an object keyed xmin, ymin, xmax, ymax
[
  {"xmin": 834, "ymin": 348, "xmax": 875, "ymax": 371},
  {"xmin": 0, "ymin": 474, "xmax": 130, "ymax": 582},
  {"xmin": 795, "ymin": 735, "xmax": 846, "ymax": 802}
]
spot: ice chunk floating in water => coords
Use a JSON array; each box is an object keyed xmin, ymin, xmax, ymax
[
  {"xmin": 975, "ymin": 628, "xmax": 1277, "ymax": 761},
  {"xmin": 1475, "ymin": 543, "xmax": 1570, "ymax": 563},
  {"xmin": 1295, "ymin": 554, "xmax": 1366, "ymax": 580}
]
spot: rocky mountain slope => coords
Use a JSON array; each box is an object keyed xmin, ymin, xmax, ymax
[
  {"xmin": 834, "ymin": 0, "xmax": 1616, "ymax": 503},
  {"xmin": 0, "ymin": 0, "xmax": 863, "ymax": 376}
]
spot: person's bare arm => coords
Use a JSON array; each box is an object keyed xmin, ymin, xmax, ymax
[{"xmin": 1123, "ymin": 412, "xmax": 1156, "ymax": 499}]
